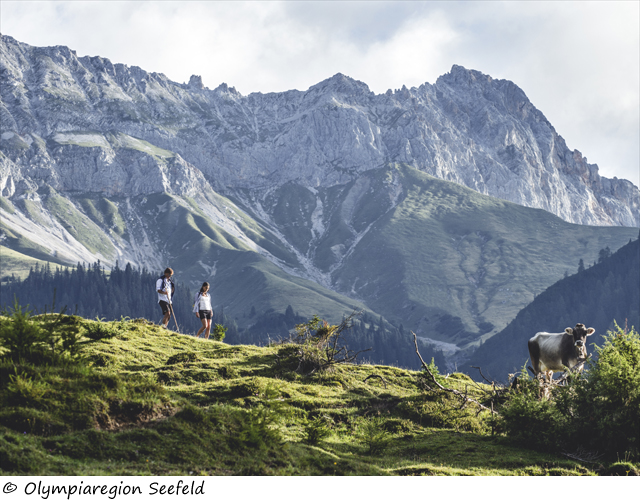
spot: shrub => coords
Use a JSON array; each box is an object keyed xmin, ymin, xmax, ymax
[
  {"xmin": 302, "ymin": 414, "xmax": 332, "ymax": 445},
  {"xmin": 570, "ymin": 324, "xmax": 640, "ymax": 459},
  {"xmin": 37, "ymin": 314, "xmax": 84, "ymax": 359},
  {"xmin": 499, "ymin": 380, "xmax": 568, "ymax": 450},
  {"xmin": 500, "ymin": 323, "xmax": 640, "ymax": 459},
  {"xmin": 417, "ymin": 357, "xmax": 446, "ymax": 388},
  {"xmin": 286, "ymin": 313, "xmax": 369, "ymax": 375},
  {"xmin": 4, "ymin": 369, "xmax": 49, "ymax": 407},
  {"xmin": 236, "ymin": 384, "xmax": 291, "ymax": 449},
  {"xmin": 212, "ymin": 324, "xmax": 227, "ymax": 342},
  {"xmin": 0, "ymin": 299, "xmax": 83, "ymax": 363},
  {"xmin": 0, "ymin": 301, "xmax": 50, "ymax": 361},
  {"xmin": 357, "ymin": 416, "xmax": 390, "ymax": 455},
  {"xmin": 85, "ymin": 319, "xmax": 119, "ymax": 340}
]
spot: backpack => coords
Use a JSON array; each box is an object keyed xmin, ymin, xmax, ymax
[{"xmin": 158, "ymin": 275, "xmax": 175, "ymax": 299}]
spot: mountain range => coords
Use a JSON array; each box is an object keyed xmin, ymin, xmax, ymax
[{"xmin": 1, "ymin": 34, "xmax": 638, "ymax": 366}]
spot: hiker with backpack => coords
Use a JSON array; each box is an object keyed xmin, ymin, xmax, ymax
[
  {"xmin": 193, "ymin": 282, "xmax": 212, "ymax": 339},
  {"xmin": 156, "ymin": 267, "xmax": 176, "ymax": 329}
]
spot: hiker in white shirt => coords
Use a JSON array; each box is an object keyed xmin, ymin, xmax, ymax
[
  {"xmin": 156, "ymin": 267, "xmax": 175, "ymax": 328},
  {"xmin": 193, "ymin": 282, "xmax": 213, "ymax": 339}
]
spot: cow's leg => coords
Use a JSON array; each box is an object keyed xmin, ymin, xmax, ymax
[{"xmin": 528, "ymin": 340, "xmax": 541, "ymax": 378}]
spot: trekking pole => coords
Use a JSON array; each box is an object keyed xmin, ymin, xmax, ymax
[{"xmin": 168, "ymin": 302, "xmax": 180, "ymax": 333}]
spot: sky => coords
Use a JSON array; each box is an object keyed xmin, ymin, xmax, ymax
[{"xmin": 1, "ymin": 0, "xmax": 638, "ymax": 186}]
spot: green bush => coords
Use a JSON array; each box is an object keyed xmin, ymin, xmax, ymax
[
  {"xmin": 499, "ymin": 381, "xmax": 568, "ymax": 450},
  {"xmin": 357, "ymin": 416, "xmax": 390, "ymax": 455},
  {"xmin": 500, "ymin": 323, "xmax": 640, "ymax": 459},
  {"xmin": 571, "ymin": 324, "xmax": 640, "ymax": 459},
  {"xmin": 236, "ymin": 385, "xmax": 289, "ymax": 449},
  {"xmin": 302, "ymin": 414, "xmax": 332, "ymax": 445},
  {"xmin": 4, "ymin": 369, "xmax": 50, "ymax": 407},
  {"xmin": 0, "ymin": 301, "xmax": 51, "ymax": 361},
  {"xmin": 0, "ymin": 300, "xmax": 83, "ymax": 363},
  {"xmin": 85, "ymin": 319, "xmax": 119, "ymax": 340},
  {"xmin": 212, "ymin": 324, "xmax": 227, "ymax": 342}
]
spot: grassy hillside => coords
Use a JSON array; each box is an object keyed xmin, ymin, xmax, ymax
[
  {"xmin": 0, "ymin": 222, "xmax": 73, "ymax": 270},
  {"xmin": 1, "ymin": 312, "xmax": 635, "ymax": 476},
  {"xmin": 0, "ymin": 246, "xmax": 73, "ymax": 281}
]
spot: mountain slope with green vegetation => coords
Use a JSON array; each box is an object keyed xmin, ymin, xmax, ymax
[
  {"xmin": 0, "ymin": 246, "xmax": 72, "ymax": 281},
  {"xmin": 2, "ymin": 162, "xmax": 636, "ymax": 362},
  {"xmin": 0, "ymin": 188, "xmax": 372, "ymax": 329},
  {"xmin": 250, "ymin": 164, "xmax": 637, "ymax": 348},
  {"xmin": 467, "ymin": 236, "xmax": 640, "ymax": 381},
  {"xmin": 1, "ymin": 307, "xmax": 638, "ymax": 475}
]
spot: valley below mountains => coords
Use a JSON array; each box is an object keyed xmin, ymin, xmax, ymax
[{"xmin": 1, "ymin": 34, "xmax": 638, "ymax": 367}]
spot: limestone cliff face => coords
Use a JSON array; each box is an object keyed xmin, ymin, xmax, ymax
[
  {"xmin": 1, "ymin": 34, "xmax": 638, "ymax": 227},
  {"xmin": 1, "ymin": 131, "xmax": 207, "ymax": 198}
]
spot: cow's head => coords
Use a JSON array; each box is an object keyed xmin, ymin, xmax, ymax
[{"xmin": 564, "ymin": 323, "xmax": 595, "ymax": 356}]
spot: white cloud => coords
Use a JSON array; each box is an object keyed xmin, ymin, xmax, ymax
[{"xmin": 1, "ymin": 0, "xmax": 637, "ymax": 185}]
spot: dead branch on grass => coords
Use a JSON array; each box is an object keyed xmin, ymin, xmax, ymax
[
  {"xmin": 561, "ymin": 448, "xmax": 604, "ymax": 464},
  {"xmin": 289, "ymin": 311, "xmax": 371, "ymax": 375},
  {"xmin": 363, "ymin": 374, "xmax": 388, "ymax": 389},
  {"xmin": 412, "ymin": 332, "xmax": 497, "ymax": 415}
]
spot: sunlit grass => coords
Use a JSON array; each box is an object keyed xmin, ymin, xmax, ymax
[{"xmin": 2, "ymin": 315, "xmax": 632, "ymax": 475}]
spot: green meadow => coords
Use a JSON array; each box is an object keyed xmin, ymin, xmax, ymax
[{"xmin": 2, "ymin": 312, "xmax": 636, "ymax": 476}]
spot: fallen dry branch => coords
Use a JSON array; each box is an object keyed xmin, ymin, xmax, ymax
[
  {"xmin": 469, "ymin": 365, "xmax": 510, "ymax": 399},
  {"xmin": 555, "ymin": 354, "xmax": 592, "ymax": 384},
  {"xmin": 363, "ymin": 374, "xmax": 388, "ymax": 389},
  {"xmin": 290, "ymin": 311, "xmax": 371, "ymax": 375},
  {"xmin": 471, "ymin": 365, "xmax": 496, "ymax": 385},
  {"xmin": 560, "ymin": 449, "xmax": 603, "ymax": 464},
  {"xmin": 412, "ymin": 332, "xmax": 497, "ymax": 415}
]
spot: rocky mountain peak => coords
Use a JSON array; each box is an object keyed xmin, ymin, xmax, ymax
[
  {"xmin": 308, "ymin": 72, "xmax": 372, "ymax": 96},
  {"xmin": 188, "ymin": 74, "xmax": 204, "ymax": 90},
  {"xmin": 1, "ymin": 36, "xmax": 638, "ymax": 227},
  {"xmin": 438, "ymin": 64, "xmax": 493, "ymax": 87},
  {"xmin": 214, "ymin": 82, "xmax": 241, "ymax": 96}
]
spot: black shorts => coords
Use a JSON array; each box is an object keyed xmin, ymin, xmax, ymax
[
  {"xmin": 159, "ymin": 301, "xmax": 171, "ymax": 314},
  {"xmin": 198, "ymin": 310, "xmax": 212, "ymax": 320}
]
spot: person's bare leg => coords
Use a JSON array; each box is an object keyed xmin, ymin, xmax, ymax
[
  {"xmin": 162, "ymin": 310, "xmax": 171, "ymax": 327},
  {"xmin": 196, "ymin": 317, "xmax": 206, "ymax": 338}
]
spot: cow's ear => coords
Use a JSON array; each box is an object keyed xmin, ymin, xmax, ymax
[
  {"xmin": 565, "ymin": 328, "xmax": 573, "ymax": 335},
  {"xmin": 586, "ymin": 328, "xmax": 595, "ymax": 336}
]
